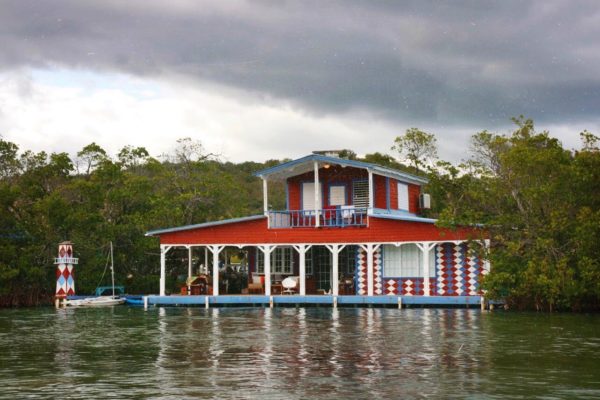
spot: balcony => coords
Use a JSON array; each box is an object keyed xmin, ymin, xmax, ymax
[{"xmin": 268, "ymin": 207, "xmax": 367, "ymax": 228}]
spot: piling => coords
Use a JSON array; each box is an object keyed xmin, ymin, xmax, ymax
[
  {"xmin": 205, "ymin": 296, "xmax": 209, "ymax": 309},
  {"xmin": 269, "ymin": 296, "xmax": 274, "ymax": 308},
  {"xmin": 398, "ymin": 297, "xmax": 403, "ymax": 309},
  {"xmin": 143, "ymin": 296, "xmax": 148, "ymax": 310}
]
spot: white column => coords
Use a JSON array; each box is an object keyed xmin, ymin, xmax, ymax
[
  {"xmin": 293, "ymin": 245, "xmax": 311, "ymax": 295},
  {"xmin": 314, "ymin": 161, "xmax": 320, "ymax": 227},
  {"xmin": 417, "ymin": 242, "xmax": 436, "ymax": 296},
  {"xmin": 368, "ymin": 169, "xmax": 374, "ymax": 213},
  {"xmin": 159, "ymin": 245, "xmax": 171, "ymax": 296},
  {"xmin": 263, "ymin": 177, "xmax": 270, "ymax": 229},
  {"xmin": 210, "ymin": 245, "xmax": 224, "ymax": 296},
  {"xmin": 326, "ymin": 244, "xmax": 346, "ymax": 296},
  {"xmin": 259, "ymin": 246, "xmax": 275, "ymax": 296},
  {"xmin": 187, "ymin": 246, "xmax": 193, "ymax": 279},
  {"xmin": 483, "ymin": 239, "xmax": 491, "ymax": 274},
  {"xmin": 204, "ymin": 247, "xmax": 208, "ymax": 274},
  {"xmin": 366, "ymin": 244, "xmax": 374, "ymax": 296}
]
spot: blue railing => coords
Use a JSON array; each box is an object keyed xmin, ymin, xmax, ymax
[{"xmin": 269, "ymin": 207, "xmax": 368, "ymax": 228}]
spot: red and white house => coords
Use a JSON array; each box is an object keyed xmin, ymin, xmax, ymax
[{"xmin": 147, "ymin": 153, "xmax": 489, "ymax": 298}]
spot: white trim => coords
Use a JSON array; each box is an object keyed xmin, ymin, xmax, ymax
[
  {"xmin": 292, "ymin": 245, "xmax": 312, "ymax": 295},
  {"xmin": 258, "ymin": 245, "xmax": 276, "ymax": 296},
  {"xmin": 325, "ymin": 244, "xmax": 346, "ymax": 296},
  {"xmin": 209, "ymin": 245, "xmax": 224, "ymax": 296},
  {"xmin": 367, "ymin": 169, "xmax": 374, "ymax": 212},
  {"xmin": 160, "ymin": 240, "xmax": 462, "ymax": 248},
  {"xmin": 314, "ymin": 161, "xmax": 320, "ymax": 228},
  {"xmin": 159, "ymin": 245, "xmax": 172, "ymax": 296}
]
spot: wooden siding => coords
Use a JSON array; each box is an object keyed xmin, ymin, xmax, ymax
[{"xmin": 158, "ymin": 217, "xmax": 482, "ymax": 245}]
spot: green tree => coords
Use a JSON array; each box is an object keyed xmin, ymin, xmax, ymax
[{"xmin": 392, "ymin": 128, "xmax": 438, "ymax": 173}]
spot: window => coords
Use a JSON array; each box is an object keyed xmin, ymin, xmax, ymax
[
  {"xmin": 305, "ymin": 248, "xmax": 313, "ymax": 275},
  {"xmin": 257, "ymin": 247, "xmax": 293, "ymax": 274},
  {"xmin": 302, "ymin": 182, "xmax": 322, "ymax": 211},
  {"xmin": 329, "ymin": 185, "xmax": 346, "ymax": 206},
  {"xmin": 383, "ymin": 244, "xmax": 436, "ymax": 277},
  {"xmin": 353, "ymin": 180, "xmax": 368, "ymax": 208},
  {"xmin": 398, "ymin": 182, "xmax": 409, "ymax": 211}
]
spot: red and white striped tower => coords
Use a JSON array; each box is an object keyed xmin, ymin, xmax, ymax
[{"xmin": 54, "ymin": 241, "xmax": 79, "ymax": 299}]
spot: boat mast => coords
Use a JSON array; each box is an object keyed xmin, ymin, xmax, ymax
[{"xmin": 110, "ymin": 241, "xmax": 115, "ymax": 298}]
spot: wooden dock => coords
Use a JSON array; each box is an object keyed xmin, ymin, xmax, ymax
[{"xmin": 140, "ymin": 295, "xmax": 487, "ymax": 308}]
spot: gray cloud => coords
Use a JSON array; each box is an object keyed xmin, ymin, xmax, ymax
[{"xmin": 1, "ymin": 0, "xmax": 599, "ymax": 130}]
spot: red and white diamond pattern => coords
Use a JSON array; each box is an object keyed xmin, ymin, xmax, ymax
[
  {"xmin": 373, "ymin": 248, "xmax": 382, "ymax": 295},
  {"xmin": 453, "ymin": 245, "xmax": 464, "ymax": 296},
  {"xmin": 385, "ymin": 279, "xmax": 397, "ymax": 295},
  {"xmin": 436, "ymin": 245, "xmax": 446, "ymax": 295},
  {"xmin": 357, "ymin": 248, "xmax": 367, "ymax": 295}
]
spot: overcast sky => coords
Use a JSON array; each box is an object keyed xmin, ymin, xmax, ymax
[{"xmin": 1, "ymin": 0, "xmax": 599, "ymax": 163}]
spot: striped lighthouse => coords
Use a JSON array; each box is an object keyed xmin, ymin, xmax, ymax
[{"xmin": 54, "ymin": 241, "xmax": 79, "ymax": 301}]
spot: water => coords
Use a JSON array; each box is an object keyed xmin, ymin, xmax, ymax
[{"xmin": 0, "ymin": 307, "xmax": 598, "ymax": 399}]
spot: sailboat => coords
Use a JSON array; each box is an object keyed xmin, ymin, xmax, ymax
[{"xmin": 65, "ymin": 242, "xmax": 125, "ymax": 307}]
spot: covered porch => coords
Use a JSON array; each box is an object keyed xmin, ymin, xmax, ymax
[{"xmin": 157, "ymin": 240, "xmax": 490, "ymax": 298}]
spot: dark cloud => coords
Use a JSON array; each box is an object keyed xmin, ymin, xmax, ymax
[{"xmin": 1, "ymin": 0, "xmax": 599, "ymax": 128}]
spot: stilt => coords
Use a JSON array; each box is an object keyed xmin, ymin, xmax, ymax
[
  {"xmin": 205, "ymin": 296, "xmax": 209, "ymax": 309},
  {"xmin": 333, "ymin": 296, "xmax": 338, "ymax": 308},
  {"xmin": 269, "ymin": 295, "xmax": 274, "ymax": 308},
  {"xmin": 143, "ymin": 296, "xmax": 148, "ymax": 310},
  {"xmin": 398, "ymin": 297, "xmax": 402, "ymax": 309},
  {"xmin": 480, "ymin": 296, "xmax": 485, "ymax": 311}
]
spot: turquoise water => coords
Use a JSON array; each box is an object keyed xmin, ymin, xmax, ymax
[{"xmin": 0, "ymin": 307, "xmax": 598, "ymax": 399}]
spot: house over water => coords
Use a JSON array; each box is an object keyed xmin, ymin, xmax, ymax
[{"xmin": 146, "ymin": 152, "xmax": 489, "ymax": 300}]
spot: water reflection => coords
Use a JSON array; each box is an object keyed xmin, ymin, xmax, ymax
[{"xmin": 0, "ymin": 307, "xmax": 599, "ymax": 399}]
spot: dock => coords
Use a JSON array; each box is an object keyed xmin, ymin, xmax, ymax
[{"xmin": 141, "ymin": 295, "xmax": 487, "ymax": 308}]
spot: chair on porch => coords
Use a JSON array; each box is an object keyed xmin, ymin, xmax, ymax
[
  {"xmin": 247, "ymin": 274, "xmax": 264, "ymax": 294},
  {"xmin": 282, "ymin": 276, "xmax": 299, "ymax": 295}
]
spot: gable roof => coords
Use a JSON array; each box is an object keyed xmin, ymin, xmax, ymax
[
  {"xmin": 254, "ymin": 154, "xmax": 428, "ymax": 185},
  {"xmin": 146, "ymin": 215, "xmax": 266, "ymax": 236}
]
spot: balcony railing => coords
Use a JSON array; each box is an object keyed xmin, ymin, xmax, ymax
[{"xmin": 268, "ymin": 207, "xmax": 367, "ymax": 228}]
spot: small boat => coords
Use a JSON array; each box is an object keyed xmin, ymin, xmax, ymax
[{"xmin": 65, "ymin": 242, "xmax": 125, "ymax": 307}]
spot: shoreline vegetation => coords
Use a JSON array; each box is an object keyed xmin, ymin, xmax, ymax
[{"xmin": 1, "ymin": 118, "xmax": 599, "ymax": 311}]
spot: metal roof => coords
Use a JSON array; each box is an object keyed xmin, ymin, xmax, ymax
[
  {"xmin": 145, "ymin": 215, "xmax": 266, "ymax": 236},
  {"xmin": 254, "ymin": 154, "xmax": 428, "ymax": 185},
  {"xmin": 371, "ymin": 209, "xmax": 437, "ymax": 224}
]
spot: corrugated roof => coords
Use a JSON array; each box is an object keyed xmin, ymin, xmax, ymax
[
  {"xmin": 145, "ymin": 215, "xmax": 266, "ymax": 236},
  {"xmin": 254, "ymin": 154, "xmax": 428, "ymax": 185}
]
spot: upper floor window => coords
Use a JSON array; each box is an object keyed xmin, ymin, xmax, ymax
[
  {"xmin": 329, "ymin": 185, "xmax": 347, "ymax": 206},
  {"xmin": 302, "ymin": 182, "xmax": 322, "ymax": 211},
  {"xmin": 353, "ymin": 180, "xmax": 368, "ymax": 208},
  {"xmin": 398, "ymin": 182, "xmax": 409, "ymax": 211}
]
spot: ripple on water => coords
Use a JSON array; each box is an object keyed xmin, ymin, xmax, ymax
[{"xmin": 0, "ymin": 307, "xmax": 599, "ymax": 399}]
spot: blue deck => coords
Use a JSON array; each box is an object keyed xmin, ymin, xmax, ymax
[{"xmin": 144, "ymin": 295, "xmax": 486, "ymax": 308}]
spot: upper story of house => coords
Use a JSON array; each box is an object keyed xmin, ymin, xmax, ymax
[{"xmin": 255, "ymin": 152, "xmax": 431, "ymax": 229}]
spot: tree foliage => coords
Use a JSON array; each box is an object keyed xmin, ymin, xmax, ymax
[{"xmin": 430, "ymin": 118, "xmax": 600, "ymax": 311}]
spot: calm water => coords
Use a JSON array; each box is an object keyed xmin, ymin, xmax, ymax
[{"xmin": 0, "ymin": 307, "xmax": 599, "ymax": 399}]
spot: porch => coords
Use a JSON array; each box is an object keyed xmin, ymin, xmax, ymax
[{"xmin": 158, "ymin": 240, "xmax": 490, "ymax": 298}]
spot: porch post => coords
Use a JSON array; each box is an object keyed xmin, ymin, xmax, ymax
[
  {"xmin": 187, "ymin": 246, "xmax": 193, "ymax": 280},
  {"xmin": 368, "ymin": 169, "xmax": 374, "ymax": 213},
  {"xmin": 259, "ymin": 245, "xmax": 275, "ymax": 296},
  {"xmin": 263, "ymin": 177, "xmax": 270, "ymax": 228},
  {"xmin": 159, "ymin": 245, "xmax": 171, "ymax": 296},
  {"xmin": 209, "ymin": 245, "xmax": 224, "ymax": 296},
  {"xmin": 314, "ymin": 161, "xmax": 320, "ymax": 227},
  {"xmin": 366, "ymin": 244, "xmax": 374, "ymax": 296},
  {"xmin": 204, "ymin": 246, "xmax": 208, "ymax": 274},
  {"xmin": 293, "ymin": 245, "xmax": 311, "ymax": 295},
  {"xmin": 417, "ymin": 242, "xmax": 436, "ymax": 296},
  {"xmin": 326, "ymin": 244, "xmax": 345, "ymax": 296},
  {"xmin": 483, "ymin": 239, "xmax": 491, "ymax": 274}
]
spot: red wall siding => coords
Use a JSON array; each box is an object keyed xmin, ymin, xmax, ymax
[
  {"xmin": 287, "ymin": 166, "xmax": 367, "ymax": 209},
  {"xmin": 158, "ymin": 217, "xmax": 483, "ymax": 245},
  {"xmin": 287, "ymin": 180, "xmax": 301, "ymax": 210},
  {"xmin": 409, "ymin": 184, "xmax": 420, "ymax": 214},
  {"xmin": 389, "ymin": 178, "xmax": 398, "ymax": 209},
  {"xmin": 374, "ymin": 175, "xmax": 387, "ymax": 209}
]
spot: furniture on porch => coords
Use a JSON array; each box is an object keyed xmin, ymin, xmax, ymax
[
  {"xmin": 339, "ymin": 276, "xmax": 355, "ymax": 295},
  {"xmin": 282, "ymin": 276, "xmax": 299, "ymax": 294},
  {"xmin": 180, "ymin": 275, "xmax": 210, "ymax": 295},
  {"xmin": 271, "ymin": 283, "xmax": 283, "ymax": 295},
  {"xmin": 247, "ymin": 275, "xmax": 264, "ymax": 294}
]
